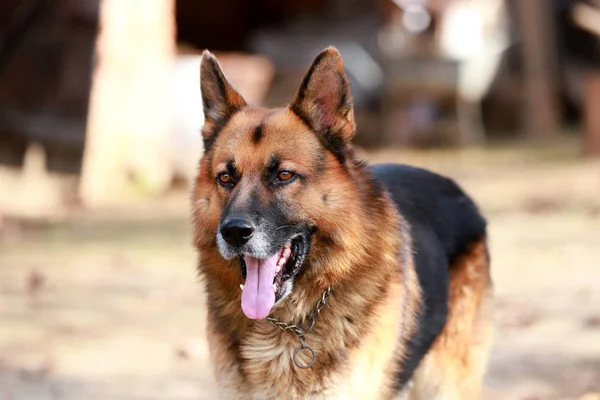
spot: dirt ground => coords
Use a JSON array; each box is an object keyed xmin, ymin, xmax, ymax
[{"xmin": 1, "ymin": 141, "xmax": 599, "ymax": 400}]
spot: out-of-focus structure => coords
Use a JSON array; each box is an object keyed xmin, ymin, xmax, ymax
[
  {"xmin": 80, "ymin": 0, "xmax": 176, "ymax": 208},
  {"xmin": 378, "ymin": 0, "xmax": 511, "ymax": 145},
  {"xmin": 571, "ymin": 0, "xmax": 600, "ymax": 155},
  {"xmin": 1, "ymin": 0, "xmax": 600, "ymax": 216}
]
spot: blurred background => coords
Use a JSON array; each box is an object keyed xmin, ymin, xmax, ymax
[{"xmin": 0, "ymin": 0, "xmax": 599, "ymax": 399}]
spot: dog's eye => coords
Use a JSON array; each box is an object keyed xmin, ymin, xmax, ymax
[
  {"xmin": 278, "ymin": 171, "xmax": 294, "ymax": 182},
  {"xmin": 218, "ymin": 172, "xmax": 233, "ymax": 185}
]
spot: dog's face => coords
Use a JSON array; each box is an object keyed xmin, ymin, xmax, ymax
[{"xmin": 193, "ymin": 48, "xmax": 357, "ymax": 320}]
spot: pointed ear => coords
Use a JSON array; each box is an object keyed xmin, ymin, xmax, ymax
[
  {"xmin": 290, "ymin": 47, "xmax": 355, "ymax": 156},
  {"xmin": 200, "ymin": 51, "xmax": 247, "ymax": 149}
]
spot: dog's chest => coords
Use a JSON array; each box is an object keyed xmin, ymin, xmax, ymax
[
  {"xmin": 234, "ymin": 303, "xmax": 403, "ymax": 399},
  {"xmin": 238, "ymin": 326, "xmax": 332, "ymax": 398}
]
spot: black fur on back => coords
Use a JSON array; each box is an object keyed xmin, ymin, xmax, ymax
[{"xmin": 369, "ymin": 164, "xmax": 487, "ymax": 390}]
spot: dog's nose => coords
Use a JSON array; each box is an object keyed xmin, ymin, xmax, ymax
[{"xmin": 220, "ymin": 218, "xmax": 254, "ymax": 247}]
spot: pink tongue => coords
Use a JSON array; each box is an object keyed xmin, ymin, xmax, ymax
[{"xmin": 241, "ymin": 253, "xmax": 279, "ymax": 319}]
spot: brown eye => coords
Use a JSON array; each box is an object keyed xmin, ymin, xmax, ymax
[
  {"xmin": 218, "ymin": 172, "xmax": 232, "ymax": 184},
  {"xmin": 278, "ymin": 171, "xmax": 294, "ymax": 181}
]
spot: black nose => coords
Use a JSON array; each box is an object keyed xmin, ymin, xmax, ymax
[{"xmin": 220, "ymin": 218, "xmax": 254, "ymax": 247}]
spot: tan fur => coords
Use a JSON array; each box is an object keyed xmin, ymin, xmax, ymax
[{"xmin": 410, "ymin": 238, "xmax": 493, "ymax": 400}]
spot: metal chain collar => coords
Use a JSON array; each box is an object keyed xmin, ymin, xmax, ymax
[{"xmin": 265, "ymin": 286, "xmax": 331, "ymax": 369}]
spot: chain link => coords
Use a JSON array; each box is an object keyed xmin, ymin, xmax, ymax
[
  {"xmin": 265, "ymin": 287, "xmax": 331, "ymax": 369},
  {"xmin": 265, "ymin": 286, "xmax": 331, "ymax": 337}
]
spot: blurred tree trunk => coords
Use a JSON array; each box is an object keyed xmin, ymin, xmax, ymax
[
  {"xmin": 514, "ymin": 0, "xmax": 560, "ymax": 138},
  {"xmin": 80, "ymin": 0, "xmax": 175, "ymax": 207},
  {"xmin": 583, "ymin": 71, "xmax": 600, "ymax": 157},
  {"xmin": 571, "ymin": 1, "xmax": 600, "ymax": 157}
]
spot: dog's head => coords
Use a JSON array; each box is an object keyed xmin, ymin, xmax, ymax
[{"xmin": 193, "ymin": 47, "xmax": 362, "ymax": 320}]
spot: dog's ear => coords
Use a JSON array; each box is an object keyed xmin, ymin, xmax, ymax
[
  {"xmin": 290, "ymin": 47, "xmax": 355, "ymax": 153},
  {"xmin": 200, "ymin": 51, "xmax": 247, "ymax": 149}
]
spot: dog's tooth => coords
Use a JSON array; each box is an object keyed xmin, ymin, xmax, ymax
[
  {"xmin": 272, "ymin": 284, "xmax": 277, "ymax": 293},
  {"xmin": 277, "ymin": 257, "xmax": 285, "ymax": 266},
  {"xmin": 283, "ymin": 248, "xmax": 291, "ymax": 258},
  {"xmin": 276, "ymin": 264, "xmax": 282, "ymax": 273},
  {"xmin": 240, "ymin": 284, "xmax": 244, "ymax": 291}
]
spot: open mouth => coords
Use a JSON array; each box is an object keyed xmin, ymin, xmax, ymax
[{"xmin": 238, "ymin": 237, "xmax": 306, "ymax": 319}]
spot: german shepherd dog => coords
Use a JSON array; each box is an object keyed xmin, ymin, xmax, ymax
[{"xmin": 192, "ymin": 47, "xmax": 493, "ymax": 399}]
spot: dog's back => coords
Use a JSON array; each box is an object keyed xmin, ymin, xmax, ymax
[
  {"xmin": 372, "ymin": 164, "xmax": 488, "ymax": 388},
  {"xmin": 372, "ymin": 164, "xmax": 492, "ymax": 396},
  {"xmin": 372, "ymin": 164, "xmax": 486, "ymax": 264}
]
